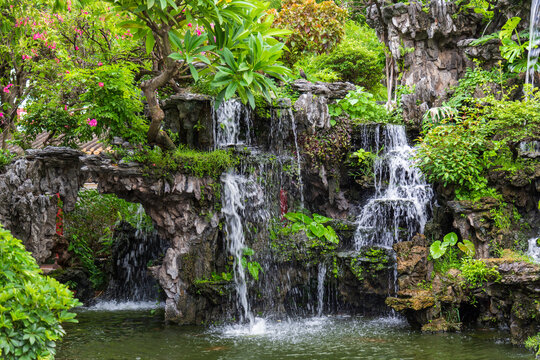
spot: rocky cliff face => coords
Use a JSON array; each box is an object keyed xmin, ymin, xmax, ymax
[{"xmin": 366, "ymin": 0, "xmax": 531, "ymax": 125}]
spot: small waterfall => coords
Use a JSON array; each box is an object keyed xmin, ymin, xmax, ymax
[
  {"xmin": 354, "ymin": 124, "xmax": 433, "ymax": 249},
  {"xmin": 221, "ymin": 173, "xmax": 253, "ymax": 324},
  {"xmin": 213, "ymin": 99, "xmax": 252, "ymax": 148},
  {"xmin": 103, "ymin": 205, "xmax": 166, "ymax": 302},
  {"xmin": 290, "ymin": 109, "xmax": 305, "ymax": 207},
  {"xmin": 526, "ymin": 0, "xmax": 540, "ymax": 88},
  {"xmin": 316, "ymin": 262, "xmax": 326, "ymax": 317},
  {"xmin": 528, "ymin": 236, "xmax": 540, "ymax": 263}
]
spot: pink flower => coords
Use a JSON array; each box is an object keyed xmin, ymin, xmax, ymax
[
  {"xmin": 75, "ymin": 46, "xmax": 79, "ymax": 50},
  {"xmin": 196, "ymin": 29, "xmax": 202, "ymax": 36},
  {"xmin": 86, "ymin": 118, "xmax": 97, "ymax": 127},
  {"xmin": 187, "ymin": 23, "xmax": 192, "ymax": 27},
  {"xmin": 3, "ymin": 87, "xmax": 9, "ymax": 93},
  {"xmin": 66, "ymin": 70, "xmax": 70, "ymax": 74},
  {"xmin": 98, "ymin": 82, "xmax": 104, "ymax": 87},
  {"xmin": 64, "ymin": 105, "xmax": 68, "ymax": 111},
  {"xmin": 0, "ymin": 112, "xmax": 3, "ymax": 117},
  {"xmin": 98, "ymin": 62, "xmax": 103, "ymax": 66}
]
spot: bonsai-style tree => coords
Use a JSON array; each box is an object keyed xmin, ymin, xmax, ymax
[{"xmin": 102, "ymin": 0, "xmax": 291, "ymax": 148}]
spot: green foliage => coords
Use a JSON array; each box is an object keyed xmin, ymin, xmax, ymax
[
  {"xmin": 65, "ymin": 189, "xmax": 153, "ymax": 288},
  {"xmin": 20, "ymin": 63, "xmax": 148, "ymax": 147},
  {"xmin": 311, "ymin": 25, "xmax": 384, "ymax": 89},
  {"xmin": 347, "ymin": 148, "xmax": 377, "ymax": 178},
  {"xmin": 0, "ymin": 148, "xmax": 15, "ymax": 169},
  {"xmin": 459, "ymin": 258, "xmax": 501, "ymax": 288},
  {"xmin": 0, "ymin": 225, "xmax": 81, "ymax": 359},
  {"xmin": 293, "ymin": 22, "xmax": 384, "ymax": 89},
  {"xmin": 271, "ymin": 212, "xmax": 339, "ymax": 265},
  {"xmin": 525, "ymin": 333, "xmax": 540, "ymax": 357},
  {"xmin": 349, "ymin": 247, "xmax": 391, "ymax": 281},
  {"xmin": 430, "ymin": 233, "xmax": 476, "ymax": 274},
  {"xmin": 241, "ymin": 247, "xmax": 264, "ymax": 281},
  {"xmin": 269, "ymin": 0, "xmax": 348, "ymax": 63},
  {"xmin": 470, "ymin": 17, "xmax": 535, "ymax": 73},
  {"xmin": 329, "ymin": 87, "xmax": 394, "ymax": 124},
  {"xmin": 122, "ymin": 145, "xmax": 239, "ymax": 179}
]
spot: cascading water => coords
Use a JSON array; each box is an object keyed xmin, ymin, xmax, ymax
[
  {"xmin": 213, "ymin": 99, "xmax": 252, "ymax": 148},
  {"xmin": 526, "ymin": 0, "xmax": 540, "ymax": 88},
  {"xmin": 354, "ymin": 124, "xmax": 433, "ymax": 250},
  {"xmin": 316, "ymin": 263, "xmax": 326, "ymax": 317},
  {"xmin": 102, "ymin": 205, "xmax": 167, "ymax": 303},
  {"xmin": 221, "ymin": 173, "xmax": 254, "ymax": 324},
  {"xmin": 528, "ymin": 236, "xmax": 540, "ymax": 263},
  {"xmin": 289, "ymin": 108, "xmax": 305, "ymax": 207}
]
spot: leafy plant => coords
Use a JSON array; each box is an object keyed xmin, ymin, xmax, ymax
[
  {"xmin": 0, "ymin": 225, "xmax": 81, "ymax": 359},
  {"xmin": 459, "ymin": 258, "xmax": 501, "ymax": 288},
  {"xmin": 430, "ymin": 232, "xmax": 475, "ymax": 259},
  {"xmin": 283, "ymin": 212, "xmax": 338, "ymax": 244},
  {"xmin": 241, "ymin": 247, "xmax": 264, "ymax": 281},
  {"xmin": 525, "ymin": 332, "xmax": 540, "ymax": 357},
  {"xmin": 268, "ymin": 0, "xmax": 348, "ymax": 63},
  {"xmin": 329, "ymin": 87, "xmax": 388, "ymax": 123},
  {"xmin": 0, "ymin": 148, "xmax": 15, "ymax": 170}
]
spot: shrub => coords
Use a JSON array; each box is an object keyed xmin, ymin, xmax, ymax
[
  {"xmin": 459, "ymin": 258, "xmax": 501, "ymax": 288},
  {"xmin": 0, "ymin": 149, "xmax": 15, "ymax": 170},
  {"xmin": 0, "ymin": 225, "xmax": 81, "ymax": 359},
  {"xmin": 329, "ymin": 87, "xmax": 388, "ymax": 123},
  {"xmin": 294, "ymin": 22, "xmax": 385, "ymax": 90},
  {"xmin": 269, "ymin": 0, "xmax": 348, "ymax": 63},
  {"xmin": 313, "ymin": 33, "xmax": 384, "ymax": 88}
]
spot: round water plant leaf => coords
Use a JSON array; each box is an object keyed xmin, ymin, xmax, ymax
[
  {"xmin": 443, "ymin": 232, "xmax": 458, "ymax": 246},
  {"xmin": 457, "ymin": 240, "xmax": 476, "ymax": 258},
  {"xmin": 430, "ymin": 240, "xmax": 448, "ymax": 259}
]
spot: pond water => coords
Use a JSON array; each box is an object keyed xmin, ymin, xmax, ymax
[{"xmin": 56, "ymin": 305, "xmax": 533, "ymax": 360}]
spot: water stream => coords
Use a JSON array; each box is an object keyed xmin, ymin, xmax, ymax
[
  {"xmin": 221, "ymin": 172, "xmax": 254, "ymax": 324},
  {"xmin": 316, "ymin": 262, "xmax": 327, "ymax": 317},
  {"xmin": 213, "ymin": 99, "xmax": 252, "ymax": 149},
  {"xmin": 354, "ymin": 124, "xmax": 433, "ymax": 249},
  {"xmin": 526, "ymin": 0, "xmax": 540, "ymax": 88}
]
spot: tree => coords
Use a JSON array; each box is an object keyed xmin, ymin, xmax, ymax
[
  {"xmin": 0, "ymin": 0, "xmax": 147, "ymax": 148},
  {"xmin": 104, "ymin": 0, "xmax": 291, "ymax": 148}
]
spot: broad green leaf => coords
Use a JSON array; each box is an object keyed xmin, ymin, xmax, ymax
[
  {"xmin": 442, "ymin": 232, "xmax": 458, "ymax": 246},
  {"xmin": 457, "ymin": 240, "xmax": 475, "ymax": 258},
  {"xmin": 429, "ymin": 240, "xmax": 448, "ymax": 259}
]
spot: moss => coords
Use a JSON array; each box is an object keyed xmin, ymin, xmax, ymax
[{"xmin": 348, "ymin": 247, "xmax": 392, "ymax": 281}]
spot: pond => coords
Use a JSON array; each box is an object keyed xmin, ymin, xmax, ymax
[{"xmin": 56, "ymin": 303, "xmax": 532, "ymax": 360}]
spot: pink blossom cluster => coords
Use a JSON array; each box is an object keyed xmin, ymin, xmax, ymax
[
  {"xmin": 3, "ymin": 84, "xmax": 13, "ymax": 93},
  {"xmin": 86, "ymin": 118, "xmax": 97, "ymax": 127}
]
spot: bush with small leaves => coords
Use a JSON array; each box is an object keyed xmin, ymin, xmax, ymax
[{"xmin": 0, "ymin": 225, "xmax": 81, "ymax": 359}]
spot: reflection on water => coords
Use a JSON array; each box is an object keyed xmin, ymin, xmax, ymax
[{"xmin": 56, "ymin": 309, "xmax": 532, "ymax": 360}]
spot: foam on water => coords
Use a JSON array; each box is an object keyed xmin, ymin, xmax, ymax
[
  {"xmin": 85, "ymin": 300, "xmax": 163, "ymax": 311},
  {"xmin": 528, "ymin": 236, "xmax": 540, "ymax": 263}
]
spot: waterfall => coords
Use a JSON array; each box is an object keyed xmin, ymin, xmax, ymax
[
  {"xmin": 213, "ymin": 99, "xmax": 252, "ymax": 148},
  {"xmin": 354, "ymin": 124, "xmax": 433, "ymax": 249},
  {"xmin": 316, "ymin": 262, "xmax": 326, "ymax": 317},
  {"xmin": 221, "ymin": 173, "xmax": 254, "ymax": 324},
  {"xmin": 289, "ymin": 108, "xmax": 305, "ymax": 207},
  {"xmin": 526, "ymin": 0, "xmax": 540, "ymax": 88},
  {"xmin": 103, "ymin": 205, "xmax": 166, "ymax": 302},
  {"xmin": 528, "ymin": 236, "xmax": 540, "ymax": 263}
]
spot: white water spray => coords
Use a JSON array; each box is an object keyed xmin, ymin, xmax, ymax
[
  {"xmin": 317, "ymin": 262, "xmax": 327, "ymax": 317},
  {"xmin": 213, "ymin": 99, "xmax": 251, "ymax": 148},
  {"xmin": 354, "ymin": 125, "xmax": 433, "ymax": 249},
  {"xmin": 526, "ymin": 0, "xmax": 540, "ymax": 88}
]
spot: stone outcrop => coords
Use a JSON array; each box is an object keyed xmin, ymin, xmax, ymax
[
  {"xmin": 366, "ymin": 0, "xmax": 530, "ymax": 125},
  {"xmin": 0, "ymin": 148, "xmax": 86, "ymax": 263},
  {"xmin": 387, "ymin": 242, "xmax": 540, "ymax": 344},
  {"xmin": 161, "ymin": 92, "xmax": 214, "ymax": 150}
]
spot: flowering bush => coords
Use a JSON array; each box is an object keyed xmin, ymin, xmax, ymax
[{"xmin": 269, "ymin": 0, "xmax": 348, "ymax": 63}]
